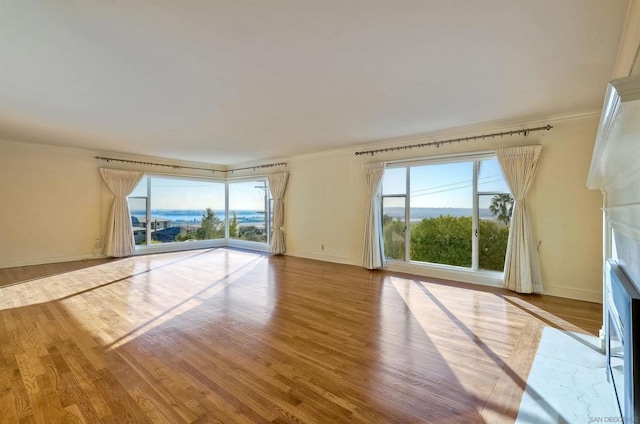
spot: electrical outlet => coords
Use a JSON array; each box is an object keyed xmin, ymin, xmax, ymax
[
  {"xmin": 93, "ymin": 236, "xmax": 104, "ymax": 256},
  {"xmin": 321, "ymin": 244, "xmax": 324, "ymax": 251}
]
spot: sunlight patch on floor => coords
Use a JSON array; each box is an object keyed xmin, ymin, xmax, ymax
[{"xmin": 388, "ymin": 276, "xmax": 502, "ymax": 394}]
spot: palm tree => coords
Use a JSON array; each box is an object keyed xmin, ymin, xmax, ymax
[{"xmin": 489, "ymin": 194, "xmax": 514, "ymax": 226}]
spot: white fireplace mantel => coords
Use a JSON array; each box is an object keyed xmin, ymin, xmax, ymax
[{"xmin": 587, "ymin": 74, "xmax": 640, "ymax": 191}]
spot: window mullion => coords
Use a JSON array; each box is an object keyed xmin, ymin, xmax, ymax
[
  {"xmin": 472, "ymin": 161, "xmax": 479, "ymax": 270},
  {"xmin": 224, "ymin": 182, "xmax": 229, "ymax": 240},
  {"xmin": 405, "ymin": 167, "xmax": 410, "ymax": 262},
  {"xmin": 265, "ymin": 184, "xmax": 268, "ymax": 246},
  {"xmin": 145, "ymin": 177, "xmax": 151, "ymax": 246}
]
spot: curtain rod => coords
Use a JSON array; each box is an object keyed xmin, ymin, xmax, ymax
[
  {"xmin": 226, "ymin": 162, "xmax": 287, "ymax": 173},
  {"xmin": 354, "ymin": 125, "xmax": 553, "ymax": 156},
  {"xmin": 94, "ymin": 156, "xmax": 287, "ymax": 174}
]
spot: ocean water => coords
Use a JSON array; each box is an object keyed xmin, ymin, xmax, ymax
[
  {"xmin": 130, "ymin": 209, "xmax": 267, "ymax": 225},
  {"xmin": 131, "ymin": 208, "xmax": 497, "ymax": 227}
]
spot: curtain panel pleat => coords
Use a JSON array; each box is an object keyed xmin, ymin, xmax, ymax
[
  {"xmin": 362, "ymin": 162, "xmax": 386, "ymax": 269},
  {"xmin": 99, "ymin": 168, "xmax": 144, "ymax": 258},
  {"xmin": 496, "ymin": 145, "xmax": 543, "ymax": 293},
  {"xmin": 268, "ymin": 172, "xmax": 289, "ymax": 255}
]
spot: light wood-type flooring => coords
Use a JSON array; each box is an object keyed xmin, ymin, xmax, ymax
[{"xmin": 0, "ymin": 248, "xmax": 602, "ymax": 423}]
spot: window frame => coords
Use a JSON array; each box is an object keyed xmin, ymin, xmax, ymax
[
  {"xmin": 126, "ymin": 172, "xmax": 272, "ymax": 254},
  {"xmin": 381, "ymin": 151, "xmax": 511, "ymax": 277},
  {"xmin": 226, "ymin": 176, "xmax": 272, "ymax": 249}
]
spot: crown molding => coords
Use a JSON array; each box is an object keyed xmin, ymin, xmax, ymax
[
  {"xmin": 612, "ymin": 0, "xmax": 640, "ymax": 78},
  {"xmin": 282, "ymin": 111, "xmax": 601, "ymax": 163},
  {"xmin": 0, "ymin": 138, "xmax": 228, "ymax": 171}
]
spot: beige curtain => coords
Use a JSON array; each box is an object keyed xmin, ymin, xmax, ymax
[
  {"xmin": 362, "ymin": 162, "xmax": 386, "ymax": 269},
  {"xmin": 268, "ymin": 172, "xmax": 289, "ymax": 255},
  {"xmin": 496, "ymin": 146, "xmax": 542, "ymax": 293},
  {"xmin": 99, "ymin": 168, "xmax": 144, "ymax": 257}
]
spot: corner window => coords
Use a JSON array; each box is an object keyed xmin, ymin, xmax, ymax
[
  {"xmin": 228, "ymin": 180, "xmax": 271, "ymax": 244},
  {"xmin": 127, "ymin": 175, "xmax": 272, "ymax": 248},
  {"xmin": 382, "ymin": 155, "xmax": 512, "ymax": 272},
  {"xmin": 128, "ymin": 176, "xmax": 226, "ymax": 245}
]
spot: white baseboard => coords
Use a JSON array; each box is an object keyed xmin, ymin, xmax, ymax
[
  {"xmin": 0, "ymin": 253, "xmax": 107, "ymax": 270},
  {"xmin": 542, "ymin": 285, "xmax": 602, "ymax": 303},
  {"xmin": 284, "ymin": 250, "xmax": 359, "ymax": 266}
]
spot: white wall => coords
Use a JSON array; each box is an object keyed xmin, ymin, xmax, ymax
[
  {"xmin": 285, "ymin": 152, "xmax": 367, "ymax": 265},
  {"xmin": 533, "ymin": 118, "xmax": 604, "ymax": 300},
  {"xmin": 0, "ymin": 114, "xmax": 604, "ymax": 302},
  {"xmin": 0, "ymin": 142, "xmax": 105, "ymax": 267}
]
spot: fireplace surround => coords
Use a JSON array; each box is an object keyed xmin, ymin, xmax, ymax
[{"xmin": 606, "ymin": 259, "xmax": 640, "ymax": 423}]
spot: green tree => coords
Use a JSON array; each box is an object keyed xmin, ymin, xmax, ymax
[
  {"xmin": 381, "ymin": 214, "xmax": 510, "ymax": 271},
  {"xmin": 489, "ymin": 194, "xmax": 514, "ymax": 226},
  {"xmin": 383, "ymin": 217, "xmax": 405, "ymax": 260},
  {"xmin": 229, "ymin": 211, "xmax": 239, "ymax": 238},
  {"xmin": 238, "ymin": 225, "xmax": 265, "ymax": 242},
  {"xmin": 196, "ymin": 208, "xmax": 222, "ymax": 240},
  {"xmin": 478, "ymin": 219, "xmax": 510, "ymax": 271},
  {"xmin": 410, "ymin": 215, "xmax": 472, "ymax": 267}
]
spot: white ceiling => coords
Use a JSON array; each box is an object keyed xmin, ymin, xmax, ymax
[{"xmin": 0, "ymin": 1, "xmax": 630, "ymax": 165}]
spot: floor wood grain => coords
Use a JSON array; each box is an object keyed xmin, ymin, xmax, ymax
[{"xmin": 0, "ymin": 248, "xmax": 602, "ymax": 423}]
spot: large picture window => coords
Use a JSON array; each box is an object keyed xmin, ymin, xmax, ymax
[
  {"xmin": 382, "ymin": 155, "xmax": 512, "ymax": 272},
  {"xmin": 127, "ymin": 176, "xmax": 272, "ymax": 248},
  {"xmin": 128, "ymin": 176, "xmax": 226, "ymax": 245}
]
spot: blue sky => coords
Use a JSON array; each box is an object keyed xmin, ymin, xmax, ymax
[
  {"xmin": 129, "ymin": 177, "xmax": 267, "ymax": 210},
  {"xmin": 382, "ymin": 159, "xmax": 509, "ymax": 208}
]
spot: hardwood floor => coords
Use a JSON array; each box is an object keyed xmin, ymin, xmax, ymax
[{"xmin": 0, "ymin": 248, "xmax": 602, "ymax": 423}]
